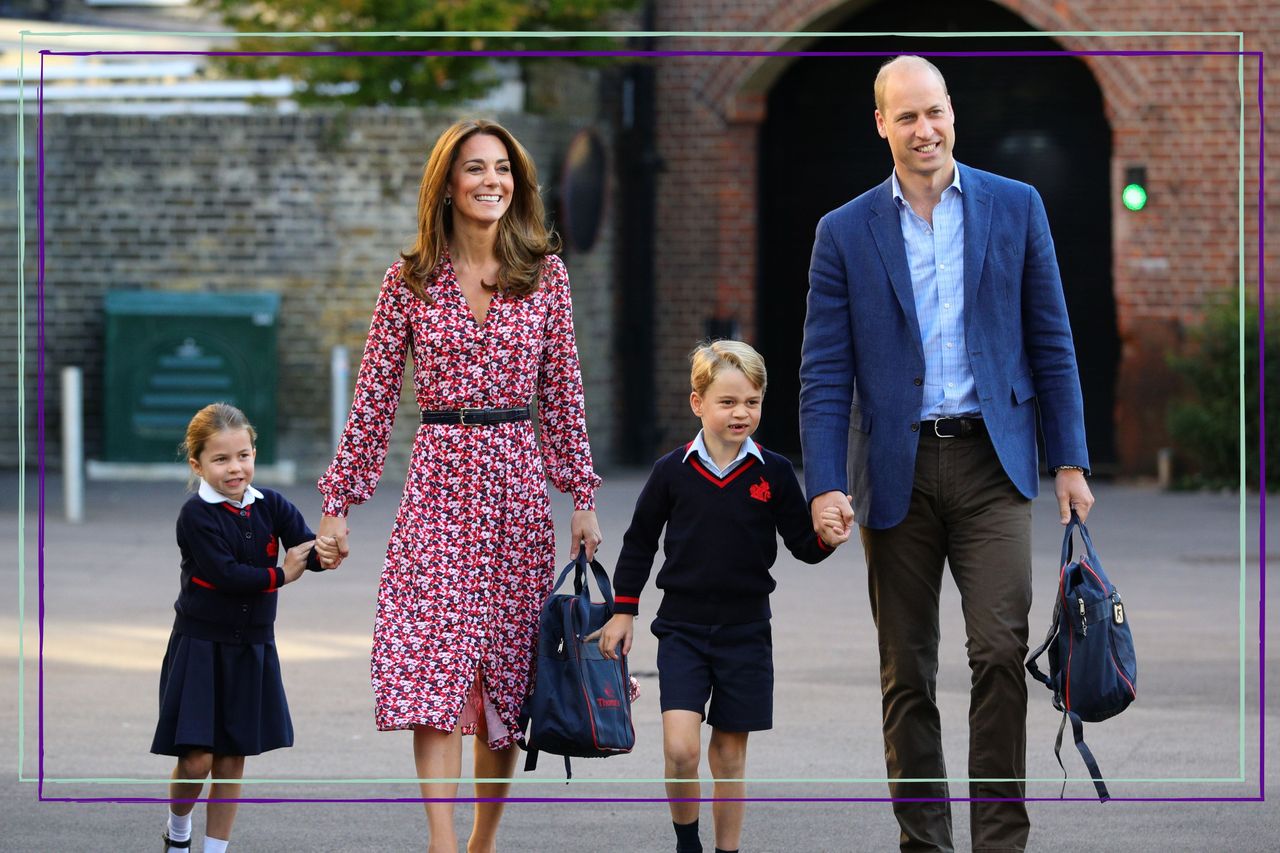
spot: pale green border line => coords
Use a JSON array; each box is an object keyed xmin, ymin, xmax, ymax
[{"xmin": 16, "ymin": 29, "xmax": 1252, "ymax": 789}]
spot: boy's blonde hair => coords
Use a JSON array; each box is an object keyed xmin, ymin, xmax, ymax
[{"xmin": 689, "ymin": 339, "xmax": 767, "ymax": 397}]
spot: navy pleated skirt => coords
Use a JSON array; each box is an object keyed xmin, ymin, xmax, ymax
[{"xmin": 150, "ymin": 629, "xmax": 294, "ymax": 757}]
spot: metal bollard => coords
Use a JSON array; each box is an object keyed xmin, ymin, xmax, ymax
[
  {"xmin": 1156, "ymin": 447, "xmax": 1173, "ymax": 490},
  {"xmin": 61, "ymin": 366, "xmax": 84, "ymax": 523},
  {"xmin": 331, "ymin": 345, "xmax": 350, "ymax": 451}
]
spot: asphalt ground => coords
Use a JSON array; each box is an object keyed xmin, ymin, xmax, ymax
[{"xmin": 2, "ymin": 465, "xmax": 1277, "ymax": 852}]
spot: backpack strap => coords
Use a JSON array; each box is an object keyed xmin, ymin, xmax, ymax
[
  {"xmin": 520, "ymin": 744, "xmax": 573, "ymax": 784},
  {"xmin": 1025, "ymin": 597, "xmax": 1062, "ymax": 688},
  {"xmin": 1054, "ymin": 710, "xmax": 1111, "ymax": 802}
]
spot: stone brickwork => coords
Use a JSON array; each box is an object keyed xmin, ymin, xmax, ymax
[
  {"xmin": 5, "ymin": 4, "xmax": 1275, "ymax": 480},
  {"xmin": 2, "ymin": 109, "xmax": 617, "ymax": 482},
  {"xmin": 647, "ymin": 0, "xmax": 1273, "ymax": 474}
]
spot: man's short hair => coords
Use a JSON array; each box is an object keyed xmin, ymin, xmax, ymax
[{"xmin": 874, "ymin": 55, "xmax": 950, "ymax": 113}]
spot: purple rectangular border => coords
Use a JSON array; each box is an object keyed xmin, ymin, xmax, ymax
[{"xmin": 31, "ymin": 45, "xmax": 1266, "ymax": 805}]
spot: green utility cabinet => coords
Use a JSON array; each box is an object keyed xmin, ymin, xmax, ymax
[{"xmin": 103, "ymin": 291, "xmax": 280, "ymax": 463}]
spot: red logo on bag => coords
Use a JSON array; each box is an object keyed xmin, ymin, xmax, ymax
[
  {"xmin": 749, "ymin": 478, "xmax": 772, "ymax": 503},
  {"xmin": 596, "ymin": 683, "xmax": 620, "ymax": 709},
  {"xmin": 266, "ymin": 538, "xmax": 279, "ymax": 558}
]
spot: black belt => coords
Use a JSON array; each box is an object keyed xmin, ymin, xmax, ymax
[
  {"xmin": 922, "ymin": 417, "xmax": 986, "ymax": 439},
  {"xmin": 421, "ymin": 406, "xmax": 531, "ymax": 426}
]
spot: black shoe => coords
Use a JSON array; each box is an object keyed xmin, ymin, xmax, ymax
[{"xmin": 162, "ymin": 833, "xmax": 192, "ymax": 850}]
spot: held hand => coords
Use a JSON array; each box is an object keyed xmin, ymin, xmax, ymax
[
  {"xmin": 818, "ymin": 506, "xmax": 852, "ymax": 548},
  {"xmin": 1055, "ymin": 469, "xmax": 1095, "ymax": 524},
  {"xmin": 315, "ymin": 535, "xmax": 341, "ymax": 567},
  {"xmin": 586, "ymin": 613, "xmax": 634, "ymax": 660},
  {"xmin": 811, "ymin": 491, "xmax": 854, "ymax": 538},
  {"xmin": 570, "ymin": 509, "xmax": 603, "ymax": 561},
  {"xmin": 317, "ymin": 515, "xmax": 350, "ymax": 569},
  {"xmin": 282, "ymin": 540, "xmax": 315, "ymax": 584}
]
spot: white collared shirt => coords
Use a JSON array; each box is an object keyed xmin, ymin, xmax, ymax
[
  {"xmin": 682, "ymin": 430, "xmax": 764, "ymax": 478},
  {"xmin": 197, "ymin": 479, "xmax": 264, "ymax": 508}
]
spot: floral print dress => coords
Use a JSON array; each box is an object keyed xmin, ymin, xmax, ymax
[{"xmin": 318, "ymin": 253, "xmax": 600, "ymax": 748}]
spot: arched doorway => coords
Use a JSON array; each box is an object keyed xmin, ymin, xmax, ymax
[{"xmin": 756, "ymin": 0, "xmax": 1117, "ymax": 468}]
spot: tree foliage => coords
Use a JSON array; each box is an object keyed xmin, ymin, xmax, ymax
[
  {"xmin": 1167, "ymin": 296, "xmax": 1278, "ymax": 491},
  {"xmin": 195, "ymin": 0, "xmax": 637, "ymax": 106}
]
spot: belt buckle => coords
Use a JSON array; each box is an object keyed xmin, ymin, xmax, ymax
[
  {"xmin": 934, "ymin": 418, "xmax": 956, "ymax": 439},
  {"xmin": 459, "ymin": 408, "xmax": 479, "ymax": 426}
]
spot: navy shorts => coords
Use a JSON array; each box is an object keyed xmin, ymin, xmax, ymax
[{"xmin": 650, "ymin": 616, "xmax": 774, "ymax": 732}]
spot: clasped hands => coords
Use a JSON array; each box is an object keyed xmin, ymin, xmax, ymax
[
  {"xmin": 812, "ymin": 491, "xmax": 855, "ymax": 546},
  {"xmin": 315, "ymin": 515, "xmax": 350, "ymax": 569}
]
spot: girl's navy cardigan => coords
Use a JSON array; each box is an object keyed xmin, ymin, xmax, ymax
[
  {"xmin": 171, "ymin": 488, "xmax": 322, "ymax": 644},
  {"xmin": 611, "ymin": 444, "xmax": 834, "ymax": 625}
]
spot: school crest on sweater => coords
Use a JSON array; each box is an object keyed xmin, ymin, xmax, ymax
[{"xmin": 748, "ymin": 477, "xmax": 772, "ymax": 503}]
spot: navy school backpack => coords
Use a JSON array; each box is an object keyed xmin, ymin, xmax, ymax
[
  {"xmin": 520, "ymin": 548, "xmax": 635, "ymax": 779},
  {"xmin": 1026, "ymin": 513, "xmax": 1137, "ymax": 801}
]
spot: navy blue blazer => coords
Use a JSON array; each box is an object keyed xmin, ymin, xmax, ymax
[{"xmin": 799, "ymin": 163, "xmax": 1089, "ymax": 530}]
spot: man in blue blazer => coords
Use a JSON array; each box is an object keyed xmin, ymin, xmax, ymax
[{"xmin": 800, "ymin": 56, "xmax": 1095, "ymax": 852}]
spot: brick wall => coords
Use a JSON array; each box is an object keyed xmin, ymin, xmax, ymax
[
  {"xmin": 6, "ymin": 3, "xmax": 1273, "ymax": 479},
  {"xmin": 648, "ymin": 0, "xmax": 1273, "ymax": 474},
  {"xmin": 2, "ymin": 109, "xmax": 617, "ymax": 480}
]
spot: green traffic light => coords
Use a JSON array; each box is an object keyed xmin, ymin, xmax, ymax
[{"xmin": 1122, "ymin": 183, "xmax": 1148, "ymax": 211}]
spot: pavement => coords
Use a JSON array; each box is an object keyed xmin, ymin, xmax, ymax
[{"xmin": 1, "ymin": 465, "xmax": 1277, "ymax": 852}]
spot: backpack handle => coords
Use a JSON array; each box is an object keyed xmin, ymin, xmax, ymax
[
  {"xmin": 549, "ymin": 546, "xmax": 616, "ymax": 610},
  {"xmin": 1060, "ymin": 510, "xmax": 1101, "ymax": 570}
]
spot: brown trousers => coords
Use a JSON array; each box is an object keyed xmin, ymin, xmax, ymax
[{"xmin": 860, "ymin": 429, "xmax": 1033, "ymax": 853}]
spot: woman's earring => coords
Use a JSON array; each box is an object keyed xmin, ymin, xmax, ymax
[{"xmin": 444, "ymin": 196, "xmax": 452, "ymax": 206}]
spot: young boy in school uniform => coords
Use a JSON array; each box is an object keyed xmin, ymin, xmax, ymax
[{"xmin": 592, "ymin": 340, "xmax": 851, "ymax": 853}]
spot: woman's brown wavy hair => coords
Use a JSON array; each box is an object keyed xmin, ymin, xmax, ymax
[{"xmin": 399, "ymin": 119, "xmax": 561, "ymax": 303}]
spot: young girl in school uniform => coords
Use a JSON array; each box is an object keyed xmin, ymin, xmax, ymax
[{"xmin": 151, "ymin": 402, "xmax": 326, "ymax": 853}]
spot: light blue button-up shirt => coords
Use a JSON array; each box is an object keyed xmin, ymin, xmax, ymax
[
  {"xmin": 891, "ymin": 165, "xmax": 980, "ymax": 419},
  {"xmin": 682, "ymin": 430, "xmax": 764, "ymax": 477}
]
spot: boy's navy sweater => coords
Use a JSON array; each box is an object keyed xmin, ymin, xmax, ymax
[
  {"xmin": 612, "ymin": 443, "xmax": 833, "ymax": 625},
  {"xmin": 172, "ymin": 488, "xmax": 322, "ymax": 644}
]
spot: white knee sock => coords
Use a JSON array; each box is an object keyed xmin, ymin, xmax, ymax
[
  {"xmin": 165, "ymin": 809, "xmax": 192, "ymax": 842},
  {"xmin": 204, "ymin": 838, "xmax": 229, "ymax": 853}
]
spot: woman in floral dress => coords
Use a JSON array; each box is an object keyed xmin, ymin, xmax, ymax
[{"xmin": 316, "ymin": 119, "xmax": 602, "ymax": 852}]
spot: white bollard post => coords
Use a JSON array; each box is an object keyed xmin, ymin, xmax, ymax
[
  {"xmin": 331, "ymin": 345, "xmax": 350, "ymax": 451},
  {"xmin": 61, "ymin": 366, "xmax": 84, "ymax": 523},
  {"xmin": 1156, "ymin": 447, "xmax": 1173, "ymax": 490}
]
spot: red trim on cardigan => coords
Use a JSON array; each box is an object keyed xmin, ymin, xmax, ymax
[
  {"xmin": 688, "ymin": 454, "xmax": 758, "ymax": 488},
  {"xmin": 191, "ymin": 576, "xmax": 216, "ymax": 590},
  {"xmin": 614, "ymin": 595, "xmax": 641, "ymax": 605}
]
